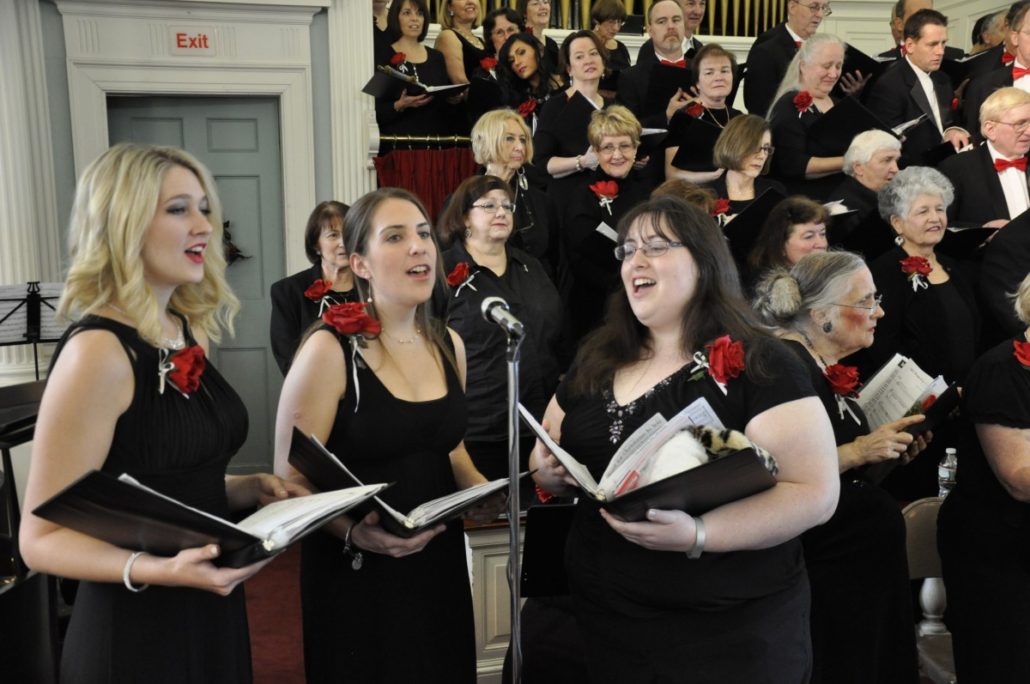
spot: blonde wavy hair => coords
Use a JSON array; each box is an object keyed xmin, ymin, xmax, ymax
[{"xmin": 59, "ymin": 143, "xmax": 239, "ymax": 344}]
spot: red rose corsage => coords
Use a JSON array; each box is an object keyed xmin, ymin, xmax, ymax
[
  {"xmin": 685, "ymin": 102, "xmax": 704, "ymax": 118},
  {"xmin": 589, "ymin": 180, "xmax": 619, "ymax": 216},
  {"xmin": 517, "ymin": 97, "xmax": 538, "ymax": 118},
  {"xmin": 1014, "ymin": 339, "xmax": 1030, "ymax": 369},
  {"xmin": 921, "ymin": 394, "xmax": 938, "ymax": 411},
  {"xmin": 446, "ymin": 261, "xmax": 478, "ymax": 295},
  {"xmin": 900, "ymin": 255, "xmax": 932, "ymax": 291},
  {"xmin": 390, "ymin": 52, "xmax": 406, "ymax": 66},
  {"xmin": 712, "ymin": 198, "xmax": 731, "ymax": 217},
  {"xmin": 158, "ymin": 345, "xmax": 206, "ymax": 397},
  {"xmin": 480, "ymin": 56, "xmax": 498, "ymax": 72},
  {"xmin": 793, "ymin": 90, "xmax": 814, "ymax": 116},
  {"xmin": 689, "ymin": 335, "xmax": 745, "ymax": 395},
  {"xmin": 322, "ymin": 302, "xmax": 381, "ymax": 345},
  {"xmin": 304, "ymin": 278, "xmax": 333, "ymax": 301},
  {"xmin": 824, "ymin": 363, "xmax": 862, "ymax": 424},
  {"xmin": 950, "ymin": 96, "xmax": 959, "ymax": 112}
]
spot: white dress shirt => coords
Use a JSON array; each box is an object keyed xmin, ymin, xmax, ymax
[
  {"xmin": 906, "ymin": 55, "xmax": 944, "ymax": 134},
  {"xmin": 987, "ymin": 141, "xmax": 1030, "ymax": 218},
  {"xmin": 1014, "ymin": 60, "xmax": 1030, "ymax": 94}
]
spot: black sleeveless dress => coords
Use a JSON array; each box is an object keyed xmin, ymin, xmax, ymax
[
  {"xmin": 299, "ymin": 327, "xmax": 476, "ymax": 683},
  {"xmin": 56, "ymin": 316, "xmax": 251, "ymax": 684}
]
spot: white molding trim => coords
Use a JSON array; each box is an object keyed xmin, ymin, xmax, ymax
[
  {"xmin": 55, "ymin": 0, "xmax": 320, "ymax": 275},
  {"xmin": 0, "ymin": 0, "xmax": 61, "ymax": 384},
  {"xmin": 328, "ymin": 0, "xmax": 378, "ymax": 204}
]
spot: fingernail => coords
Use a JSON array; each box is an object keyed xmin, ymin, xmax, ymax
[
  {"xmin": 647, "ymin": 509, "xmax": 657, "ymax": 520},
  {"xmin": 210, "ymin": 545, "xmax": 220, "ymax": 557}
]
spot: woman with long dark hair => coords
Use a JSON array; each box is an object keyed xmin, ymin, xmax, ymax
[{"xmin": 532, "ymin": 196, "xmax": 839, "ymax": 682}]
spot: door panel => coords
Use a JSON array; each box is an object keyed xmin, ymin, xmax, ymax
[{"xmin": 107, "ymin": 96, "xmax": 284, "ymax": 474}]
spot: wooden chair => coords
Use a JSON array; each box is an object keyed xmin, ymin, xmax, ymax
[{"xmin": 902, "ymin": 497, "xmax": 955, "ymax": 684}]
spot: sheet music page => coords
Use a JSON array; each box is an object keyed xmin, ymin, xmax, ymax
[
  {"xmin": 856, "ymin": 355, "xmax": 934, "ymax": 429},
  {"xmin": 518, "ymin": 404, "xmax": 601, "ymax": 496}
]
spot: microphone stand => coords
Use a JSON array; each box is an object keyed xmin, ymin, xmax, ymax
[{"xmin": 505, "ymin": 331, "xmax": 524, "ymax": 684}]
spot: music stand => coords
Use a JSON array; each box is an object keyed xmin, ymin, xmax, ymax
[{"xmin": 0, "ymin": 282, "xmax": 65, "ymax": 380}]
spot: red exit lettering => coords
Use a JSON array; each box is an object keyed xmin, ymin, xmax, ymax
[{"xmin": 175, "ymin": 32, "xmax": 210, "ymax": 49}]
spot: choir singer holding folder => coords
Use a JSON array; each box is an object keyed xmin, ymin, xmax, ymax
[
  {"xmin": 19, "ymin": 143, "xmax": 305, "ymax": 683},
  {"xmin": 273, "ymin": 188, "xmax": 502, "ymax": 683},
  {"xmin": 530, "ymin": 196, "xmax": 839, "ymax": 683}
]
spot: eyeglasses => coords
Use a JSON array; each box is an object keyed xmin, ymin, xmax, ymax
[
  {"xmin": 471, "ymin": 201, "xmax": 515, "ymax": 214},
  {"xmin": 992, "ymin": 119, "xmax": 1030, "ymax": 133},
  {"xmin": 833, "ymin": 294, "xmax": 882, "ymax": 311},
  {"xmin": 598, "ymin": 142, "xmax": 637, "ymax": 156},
  {"xmin": 793, "ymin": 0, "xmax": 832, "ymax": 15},
  {"xmin": 614, "ymin": 239, "xmax": 684, "ymax": 260},
  {"xmin": 756, "ymin": 144, "xmax": 775, "ymax": 155}
]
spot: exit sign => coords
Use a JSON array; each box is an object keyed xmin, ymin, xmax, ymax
[{"xmin": 170, "ymin": 29, "xmax": 214, "ymax": 55}]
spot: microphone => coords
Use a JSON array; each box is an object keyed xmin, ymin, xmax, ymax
[{"xmin": 481, "ymin": 297, "xmax": 525, "ymax": 338}]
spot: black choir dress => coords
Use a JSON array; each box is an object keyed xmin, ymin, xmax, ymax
[
  {"xmin": 667, "ymin": 105, "xmax": 742, "ymax": 175},
  {"xmin": 938, "ymin": 336, "xmax": 1030, "ymax": 683},
  {"xmin": 847, "ymin": 245, "xmax": 980, "ymax": 499},
  {"xmin": 375, "ymin": 47, "xmax": 459, "ymax": 142},
  {"xmin": 704, "ymin": 175, "xmax": 786, "ymax": 216},
  {"xmin": 784, "ymin": 341, "xmax": 919, "ymax": 684},
  {"xmin": 57, "ymin": 316, "xmax": 252, "ymax": 684},
  {"xmin": 558, "ymin": 339, "xmax": 818, "ymax": 683},
  {"xmin": 532, "ymin": 90, "xmax": 607, "ymax": 194},
  {"xmin": 768, "ymin": 91, "xmax": 846, "ymax": 200},
  {"xmin": 559, "ymin": 168, "xmax": 652, "ymax": 343},
  {"xmin": 298, "ymin": 327, "xmax": 476, "ymax": 684},
  {"xmin": 269, "ymin": 263, "xmax": 356, "ymax": 375}
]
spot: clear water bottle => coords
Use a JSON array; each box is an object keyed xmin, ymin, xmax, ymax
[{"xmin": 938, "ymin": 448, "xmax": 958, "ymax": 498}]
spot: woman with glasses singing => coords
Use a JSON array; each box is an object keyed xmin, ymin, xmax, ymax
[
  {"xmin": 531, "ymin": 195, "xmax": 840, "ymax": 683},
  {"xmin": 852, "ymin": 167, "xmax": 980, "ymax": 498},
  {"xmin": 560, "ymin": 105, "xmax": 652, "ymax": 343},
  {"xmin": 766, "ymin": 33, "xmax": 848, "ymax": 200},
  {"xmin": 753, "ymin": 251, "xmax": 924, "ymax": 684},
  {"xmin": 436, "ymin": 175, "xmax": 565, "ymax": 483},
  {"xmin": 701, "ymin": 114, "xmax": 784, "ymax": 218}
]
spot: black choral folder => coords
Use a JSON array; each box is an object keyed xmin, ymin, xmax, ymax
[
  {"xmin": 807, "ymin": 96, "xmax": 896, "ymax": 154},
  {"xmin": 361, "ymin": 66, "xmax": 469, "ymax": 100},
  {"xmin": 288, "ymin": 427, "xmax": 519, "ymax": 538},
  {"xmin": 670, "ymin": 115, "xmax": 722, "ymax": 171},
  {"xmin": 32, "ymin": 469, "xmax": 387, "ymax": 568},
  {"xmin": 721, "ymin": 188, "xmax": 787, "ymax": 265}
]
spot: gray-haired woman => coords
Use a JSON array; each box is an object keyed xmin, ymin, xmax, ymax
[
  {"xmin": 753, "ymin": 250, "xmax": 924, "ymax": 684},
  {"xmin": 766, "ymin": 33, "xmax": 847, "ymax": 199},
  {"xmin": 852, "ymin": 166, "xmax": 980, "ymax": 498},
  {"xmin": 828, "ymin": 129, "xmax": 902, "ymax": 259}
]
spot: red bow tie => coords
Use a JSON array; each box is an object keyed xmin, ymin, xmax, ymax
[
  {"xmin": 1004, "ymin": 51, "xmax": 1016, "ymax": 65},
  {"xmin": 660, "ymin": 58, "xmax": 687, "ymax": 68},
  {"xmin": 900, "ymin": 45, "xmax": 908, "ymax": 56},
  {"xmin": 1014, "ymin": 65, "xmax": 1030, "ymax": 79},
  {"xmin": 794, "ymin": 40, "xmax": 802, "ymax": 49},
  {"xmin": 995, "ymin": 157, "xmax": 1028, "ymax": 173}
]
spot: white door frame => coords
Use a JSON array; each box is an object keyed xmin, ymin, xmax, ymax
[{"xmin": 55, "ymin": 0, "xmax": 322, "ymax": 274}]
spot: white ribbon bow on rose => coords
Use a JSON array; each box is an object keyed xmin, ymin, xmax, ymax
[
  {"xmin": 835, "ymin": 394, "xmax": 862, "ymax": 425},
  {"xmin": 689, "ymin": 351, "xmax": 728, "ymax": 395}
]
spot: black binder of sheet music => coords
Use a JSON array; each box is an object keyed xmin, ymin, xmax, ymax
[
  {"xmin": 520, "ymin": 503, "xmax": 574, "ymax": 597},
  {"xmin": 34, "ymin": 471, "xmax": 284, "ymax": 568}
]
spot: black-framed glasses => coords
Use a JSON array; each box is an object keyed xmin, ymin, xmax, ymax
[
  {"xmin": 757, "ymin": 144, "xmax": 775, "ymax": 155},
  {"xmin": 792, "ymin": 0, "xmax": 832, "ymax": 14},
  {"xmin": 471, "ymin": 201, "xmax": 515, "ymax": 214},
  {"xmin": 614, "ymin": 239, "xmax": 684, "ymax": 261},
  {"xmin": 833, "ymin": 294, "xmax": 882, "ymax": 311}
]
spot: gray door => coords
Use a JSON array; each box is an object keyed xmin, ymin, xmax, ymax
[{"xmin": 107, "ymin": 96, "xmax": 284, "ymax": 474}]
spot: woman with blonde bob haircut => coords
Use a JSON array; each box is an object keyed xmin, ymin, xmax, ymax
[
  {"xmin": 20, "ymin": 143, "xmax": 302, "ymax": 682},
  {"xmin": 470, "ymin": 108, "xmax": 553, "ymax": 269}
]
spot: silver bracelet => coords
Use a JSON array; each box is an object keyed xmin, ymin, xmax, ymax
[
  {"xmin": 123, "ymin": 551, "xmax": 150, "ymax": 593},
  {"xmin": 575, "ymin": 155, "xmax": 583, "ymax": 172},
  {"xmin": 687, "ymin": 516, "xmax": 706, "ymax": 559},
  {"xmin": 343, "ymin": 523, "xmax": 364, "ymax": 571}
]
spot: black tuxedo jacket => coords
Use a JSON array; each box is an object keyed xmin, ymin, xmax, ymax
[
  {"xmin": 743, "ymin": 24, "xmax": 797, "ymax": 116},
  {"xmin": 616, "ymin": 61, "xmax": 694, "ymax": 129},
  {"xmin": 981, "ymin": 210, "xmax": 1030, "ymax": 338},
  {"xmin": 963, "ymin": 67, "xmax": 1014, "ymax": 141},
  {"xmin": 938, "ymin": 144, "xmax": 1026, "ymax": 226},
  {"xmin": 865, "ymin": 58, "xmax": 958, "ymax": 164}
]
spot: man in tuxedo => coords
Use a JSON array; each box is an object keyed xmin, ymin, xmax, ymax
[
  {"xmin": 866, "ymin": 9, "xmax": 970, "ymax": 165},
  {"xmin": 617, "ymin": 0, "xmax": 693, "ymax": 130},
  {"xmin": 964, "ymin": 2, "xmax": 1030, "ymax": 138},
  {"xmin": 940, "ymin": 87, "xmax": 1030, "ymax": 227},
  {"xmin": 635, "ymin": 0, "xmax": 705, "ymax": 68},
  {"xmin": 879, "ymin": 0, "xmax": 964, "ymax": 61},
  {"xmin": 981, "ymin": 208, "xmax": 1030, "ymax": 339},
  {"xmin": 743, "ymin": 0, "xmax": 827, "ymax": 115}
]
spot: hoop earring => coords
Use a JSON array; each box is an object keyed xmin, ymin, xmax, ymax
[
  {"xmin": 894, "ymin": 234, "xmax": 904, "ymax": 246},
  {"xmin": 822, "ymin": 321, "xmax": 833, "ymax": 333}
]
